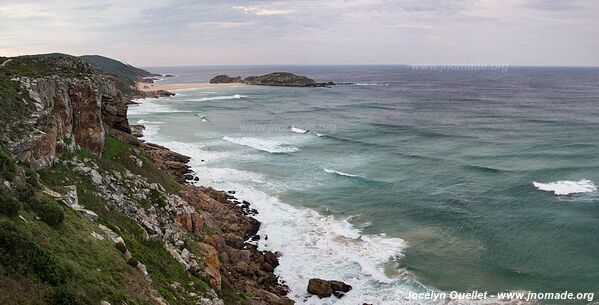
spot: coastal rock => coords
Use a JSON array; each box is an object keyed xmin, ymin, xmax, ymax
[
  {"xmin": 210, "ymin": 72, "xmax": 335, "ymax": 87},
  {"xmin": 139, "ymin": 89, "xmax": 175, "ymax": 98},
  {"xmin": 307, "ymin": 278, "xmax": 352, "ymax": 298},
  {"xmin": 6, "ymin": 57, "xmax": 129, "ymax": 169},
  {"xmin": 243, "ymin": 72, "xmax": 335, "ymax": 87},
  {"xmin": 209, "ymin": 75, "xmax": 242, "ymax": 83},
  {"xmin": 130, "ymin": 124, "xmax": 145, "ymax": 137},
  {"xmin": 307, "ymin": 279, "xmax": 333, "ymax": 298},
  {"xmin": 330, "ymin": 280, "xmax": 352, "ymax": 293},
  {"xmin": 142, "ymin": 142, "xmax": 192, "ymax": 183}
]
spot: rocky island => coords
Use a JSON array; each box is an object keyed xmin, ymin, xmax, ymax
[{"xmin": 210, "ymin": 72, "xmax": 335, "ymax": 87}]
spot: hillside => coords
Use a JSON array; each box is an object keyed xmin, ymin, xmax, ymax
[
  {"xmin": 0, "ymin": 54, "xmax": 293, "ymax": 305},
  {"xmin": 80, "ymin": 55, "xmax": 157, "ymax": 85}
]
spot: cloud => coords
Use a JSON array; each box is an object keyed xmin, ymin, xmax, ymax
[
  {"xmin": 0, "ymin": 0, "xmax": 598, "ymax": 65},
  {"xmin": 187, "ymin": 21, "xmax": 252, "ymax": 29},
  {"xmin": 233, "ymin": 4, "xmax": 293, "ymax": 15}
]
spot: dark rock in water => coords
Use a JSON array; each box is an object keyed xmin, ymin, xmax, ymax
[
  {"xmin": 250, "ymin": 235, "xmax": 260, "ymax": 241},
  {"xmin": 228, "ymin": 190, "xmax": 236, "ymax": 194},
  {"xmin": 140, "ymin": 89, "xmax": 175, "ymax": 98},
  {"xmin": 330, "ymin": 280, "xmax": 352, "ymax": 292},
  {"xmin": 245, "ymin": 217, "xmax": 261, "ymax": 239},
  {"xmin": 210, "ymin": 74, "xmax": 242, "ymax": 83},
  {"xmin": 193, "ymin": 176, "xmax": 199, "ymax": 181},
  {"xmin": 163, "ymin": 74, "xmax": 174, "ymax": 77},
  {"xmin": 263, "ymin": 251, "xmax": 279, "ymax": 268},
  {"xmin": 243, "ymin": 72, "xmax": 335, "ymax": 87},
  {"xmin": 307, "ymin": 278, "xmax": 352, "ymax": 298},
  {"xmin": 307, "ymin": 279, "xmax": 333, "ymax": 298},
  {"xmin": 130, "ymin": 124, "xmax": 145, "ymax": 137}
]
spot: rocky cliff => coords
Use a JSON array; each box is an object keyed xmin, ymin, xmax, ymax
[
  {"xmin": 0, "ymin": 55, "xmax": 292, "ymax": 305},
  {"xmin": 1, "ymin": 55, "xmax": 130, "ymax": 169}
]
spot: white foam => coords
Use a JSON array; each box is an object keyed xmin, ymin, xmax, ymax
[
  {"xmin": 187, "ymin": 177, "xmax": 410, "ymax": 304},
  {"xmin": 533, "ymin": 179, "xmax": 597, "ymax": 195},
  {"xmin": 222, "ymin": 136, "xmax": 298, "ymax": 153},
  {"xmin": 324, "ymin": 168, "xmax": 359, "ymax": 178},
  {"xmin": 196, "ymin": 94, "xmax": 247, "ymax": 102},
  {"xmin": 290, "ymin": 127, "xmax": 309, "ymax": 134},
  {"xmin": 354, "ymin": 83, "xmax": 389, "ymax": 86},
  {"xmin": 128, "ymin": 99, "xmax": 191, "ymax": 115},
  {"xmin": 136, "ymin": 119, "xmax": 164, "ymax": 124}
]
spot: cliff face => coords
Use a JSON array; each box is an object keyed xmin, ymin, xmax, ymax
[
  {"xmin": 6, "ymin": 70, "xmax": 129, "ymax": 169},
  {"xmin": 0, "ymin": 55, "xmax": 292, "ymax": 305}
]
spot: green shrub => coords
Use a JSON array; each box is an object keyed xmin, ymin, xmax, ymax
[
  {"xmin": 0, "ymin": 193, "xmax": 20, "ymax": 216},
  {"xmin": 50, "ymin": 285, "xmax": 82, "ymax": 305},
  {"xmin": 115, "ymin": 242, "xmax": 127, "ymax": 254},
  {"xmin": 0, "ymin": 147, "xmax": 16, "ymax": 182},
  {"xmin": 127, "ymin": 257, "xmax": 138, "ymax": 267},
  {"xmin": 0, "ymin": 221, "xmax": 69, "ymax": 285},
  {"xmin": 26, "ymin": 171, "xmax": 41, "ymax": 188},
  {"xmin": 16, "ymin": 183, "xmax": 34, "ymax": 201},
  {"xmin": 26, "ymin": 196, "xmax": 42, "ymax": 210},
  {"xmin": 25, "ymin": 197, "xmax": 65, "ymax": 226},
  {"xmin": 38, "ymin": 200, "xmax": 65, "ymax": 226},
  {"xmin": 148, "ymin": 189, "xmax": 166, "ymax": 208}
]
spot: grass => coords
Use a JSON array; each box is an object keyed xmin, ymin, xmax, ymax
[
  {"xmin": 0, "ymin": 74, "xmax": 35, "ymax": 144},
  {"xmin": 35, "ymin": 137, "xmax": 215, "ymax": 304},
  {"xmin": 0, "ymin": 54, "xmax": 94, "ymax": 79}
]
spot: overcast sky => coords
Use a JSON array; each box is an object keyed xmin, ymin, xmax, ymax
[{"xmin": 1, "ymin": 0, "xmax": 598, "ymax": 66}]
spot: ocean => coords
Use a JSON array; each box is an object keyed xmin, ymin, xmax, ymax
[{"xmin": 128, "ymin": 65, "xmax": 599, "ymax": 304}]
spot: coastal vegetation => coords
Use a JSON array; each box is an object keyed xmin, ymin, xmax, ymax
[{"xmin": 0, "ymin": 54, "xmax": 292, "ymax": 305}]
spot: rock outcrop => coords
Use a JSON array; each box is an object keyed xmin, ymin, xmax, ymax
[
  {"xmin": 142, "ymin": 142, "xmax": 193, "ymax": 184},
  {"xmin": 0, "ymin": 54, "xmax": 294, "ymax": 305},
  {"xmin": 210, "ymin": 72, "xmax": 335, "ymax": 87},
  {"xmin": 8, "ymin": 75, "xmax": 127, "ymax": 169},
  {"xmin": 209, "ymin": 75, "xmax": 242, "ymax": 84},
  {"xmin": 307, "ymin": 278, "xmax": 352, "ymax": 298}
]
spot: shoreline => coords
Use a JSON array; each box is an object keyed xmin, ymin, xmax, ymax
[
  {"xmin": 136, "ymin": 81, "xmax": 247, "ymax": 92},
  {"xmin": 129, "ymin": 92, "xmax": 362, "ymax": 304},
  {"xmin": 126, "ymin": 96, "xmax": 296, "ymax": 304}
]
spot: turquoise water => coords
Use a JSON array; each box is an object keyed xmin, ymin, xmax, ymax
[{"xmin": 129, "ymin": 66, "xmax": 599, "ymax": 304}]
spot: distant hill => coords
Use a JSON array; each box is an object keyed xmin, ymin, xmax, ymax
[{"xmin": 80, "ymin": 55, "xmax": 157, "ymax": 86}]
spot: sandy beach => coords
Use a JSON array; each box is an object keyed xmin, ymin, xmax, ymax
[{"xmin": 136, "ymin": 81, "xmax": 246, "ymax": 92}]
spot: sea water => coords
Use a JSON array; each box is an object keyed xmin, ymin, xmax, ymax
[{"xmin": 129, "ymin": 65, "xmax": 599, "ymax": 304}]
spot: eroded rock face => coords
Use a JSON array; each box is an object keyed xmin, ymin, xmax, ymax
[
  {"xmin": 142, "ymin": 142, "xmax": 193, "ymax": 183},
  {"xmin": 8, "ymin": 75, "xmax": 128, "ymax": 169}
]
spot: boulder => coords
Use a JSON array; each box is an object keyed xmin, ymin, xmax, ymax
[
  {"xmin": 307, "ymin": 278, "xmax": 352, "ymax": 298},
  {"xmin": 330, "ymin": 280, "xmax": 352, "ymax": 292},
  {"xmin": 307, "ymin": 278, "xmax": 333, "ymax": 298}
]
